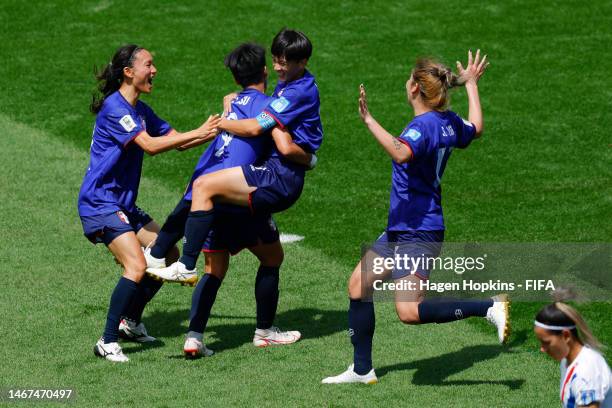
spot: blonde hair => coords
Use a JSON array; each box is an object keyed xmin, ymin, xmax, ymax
[
  {"xmin": 535, "ymin": 288, "xmax": 604, "ymax": 351},
  {"xmin": 411, "ymin": 58, "xmax": 464, "ymax": 111}
]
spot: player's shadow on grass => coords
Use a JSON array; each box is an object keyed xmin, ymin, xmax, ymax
[
  {"xmin": 146, "ymin": 307, "xmax": 346, "ymax": 354},
  {"xmin": 376, "ymin": 330, "xmax": 529, "ymax": 390},
  {"xmin": 207, "ymin": 307, "xmax": 346, "ymax": 352}
]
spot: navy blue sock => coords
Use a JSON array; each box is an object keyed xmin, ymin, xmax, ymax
[
  {"xmin": 123, "ymin": 275, "xmax": 163, "ymax": 323},
  {"xmin": 103, "ymin": 277, "xmax": 139, "ymax": 343},
  {"xmin": 349, "ymin": 298, "xmax": 375, "ymax": 375},
  {"xmin": 417, "ymin": 298, "xmax": 493, "ymax": 324},
  {"xmin": 179, "ymin": 210, "xmax": 215, "ymax": 270},
  {"xmin": 150, "ymin": 199, "xmax": 191, "ymax": 259},
  {"xmin": 188, "ymin": 274, "xmax": 222, "ymax": 333},
  {"xmin": 255, "ymin": 266, "xmax": 280, "ymax": 330}
]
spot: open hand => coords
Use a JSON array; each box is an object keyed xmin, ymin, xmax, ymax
[
  {"xmin": 201, "ymin": 114, "xmax": 221, "ymax": 139},
  {"xmin": 456, "ymin": 49, "xmax": 489, "ymax": 85},
  {"xmin": 359, "ymin": 84, "xmax": 373, "ymax": 124}
]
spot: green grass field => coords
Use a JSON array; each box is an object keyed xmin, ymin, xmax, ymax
[{"xmin": 1, "ymin": 0, "xmax": 611, "ymax": 406}]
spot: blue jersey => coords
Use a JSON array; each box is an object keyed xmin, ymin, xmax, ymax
[
  {"xmin": 78, "ymin": 91, "xmax": 172, "ymax": 216},
  {"xmin": 262, "ymin": 70, "xmax": 323, "ymax": 156},
  {"xmin": 388, "ymin": 110, "xmax": 476, "ymax": 231},
  {"xmin": 183, "ymin": 88, "xmax": 273, "ymax": 200}
]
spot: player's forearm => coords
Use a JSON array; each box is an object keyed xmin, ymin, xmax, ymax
[
  {"xmin": 466, "ymin": 83, "xmax": 483, "ymax": 137},
  {"xmin": 365, "ymin": 118, "xmax": 411, "ymax": 164},
  {"xmin": 271, "ymin": 127, "xmax": 312, "ymax": 166},
  {"xmin": 219, "ymin": 118, "xmax": 263, "ymax": 138},
  {"xmin": 137, "ymin": 129, "xmax": 207, "ymax": 155},
  {"xmin": 282, "ymin": 145, "xmax": 312, "ymax": 166}
]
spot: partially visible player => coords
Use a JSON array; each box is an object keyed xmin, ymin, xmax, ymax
[
  {"xmin": 78, "ymin": 44, "xmax": 220, "ymax": 362},
  {"xmin": 534, "ymin": 299, "xmax": 610, "ymax": 407},
  {"xmin": 144, "ymin": 43, "xmax": 308, "ymax": 357},
  {"xmin": 148, "ymin": 28, "xmax": 322, "ymax": 285},
  {"xmin": 322, "ymin": 50, "xmax": 509, "ymax": 384}
]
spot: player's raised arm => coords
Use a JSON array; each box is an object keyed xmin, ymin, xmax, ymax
[
  {"xmin": 358, "ymin": 84, "xmax": 412, "ymax": 164},
  {"xmin": 456, "ymin": 49, "xmax": 489, "ymax": 138},
  {"xmin": 135, "ymin": 114, "xmax": 221, "ymax": 155}
]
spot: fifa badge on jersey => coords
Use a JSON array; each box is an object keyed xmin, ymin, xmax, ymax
[
  {"xmin": 119, "ymin": 115, "xmax": 137, "ymax": 132},
  {"xmin": 270, "ymin": 97, "xmax": 290, "ymax": 113},
  {"xmin": 407, "ymin": 128, "xmax": 421, "ymax": 141},
  {"xmin": 116, "ymin": 211, "xmax": 130, "ymax": 224}
]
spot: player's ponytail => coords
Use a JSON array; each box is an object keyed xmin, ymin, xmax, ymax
[
  {"xmin": 90, "ymin": 44, "xmax": 143, "ymax": 114},
  {"xmin": 535, "ymin": 288, "xmax": 604, "ymax": 351},
  {"xmin": 412, "ymin": 58, "xmax": 464, "ymax": 111}
]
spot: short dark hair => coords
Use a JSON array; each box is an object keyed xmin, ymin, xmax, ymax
[
  {"xmin": 271, "ymin": 28, "xmax": 312, "ymax": 62},
  {"xmin": 224, "ymin": 43, "xmax": 266, "ymax": 88}
]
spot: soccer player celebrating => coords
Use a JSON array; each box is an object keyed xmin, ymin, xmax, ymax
[
  {"xmin": 534, "ymin": 297, "xmax": 610, "ymax": 407},
  {"xmin": 322, "ymin": 50, "xmax": 510, "ymax": 384},
  {"xmin": 144, "ymin": 43, "xmax": 309, "ymax": 357},
  {"xmin": 148, "ymin": 28, "xmax": 322, "ymax": 286},
  {"xmin": 77, "ymin": 44, "xmax": 220, "ymax": 362}
]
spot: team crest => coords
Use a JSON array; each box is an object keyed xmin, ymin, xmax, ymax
[{"xmin": 116, "ymin": 211, "xmax": 130, "ymax": 224}]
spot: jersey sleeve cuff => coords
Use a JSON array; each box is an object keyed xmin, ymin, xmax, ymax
[
  {"xmin": 124, "ymin": 130, "xmax": 145, "ymax": 147},
  {"xmin": 396, "ymin": 137, "xmax": 415, "ymax": 161}
]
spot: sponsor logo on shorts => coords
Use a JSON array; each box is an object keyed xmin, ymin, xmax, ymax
[
  {"xmin": 348, "ymin": 328, "xmax": 355, "ymax": 337},
  {"xmin": 116, "ymin": 211, "xmax": 130, "ymax": 224},
  {"xmin": 270, "ymin": 97, "xmax": 290, "ymax": 113},
  {"xmin": 119, "ymin": 115, "xmax": 137, "ymax": 132},
  {"xmin": 454, "ymin": 309, "xmax": 464, "ymax": 319}
]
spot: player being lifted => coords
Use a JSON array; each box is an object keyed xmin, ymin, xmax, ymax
[
  {"xmin": 322, "ymin": 50, "xmax": 510, "ymax": 384},
  {"xmin": 147, "ymin": 29, "xmax": 322, "ymax": 290},
  {"xmin": 77, "ymin": 44, "xmax": 220, "ymax": 362},
  {"xmin": 143, "ymin": 42, "xmax": 312, "ymax": 355}
]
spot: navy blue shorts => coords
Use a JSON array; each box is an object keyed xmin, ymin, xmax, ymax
[
  {"xmin": 372, "ymin": 230, "xmax": 444, "ymax": 280},
  {"xmin": 241, "ymin": 157, "xmax": 305, "ymax": 214},
  {"xmin": 79, "ymin": 206, "xmax": 153, "ymax": 245},
  {"xmin": 203, "ymin": 211, "xmax": 280, "ymax": 255}
]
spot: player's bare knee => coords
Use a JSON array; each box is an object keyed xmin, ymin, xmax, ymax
[
  {"xmin": 348, "ymin": 274, "xmax": 362, "ymax": 299},
  {"xmin": 396, "ymin": 303, "xmax": 421, "ymax": 325}
]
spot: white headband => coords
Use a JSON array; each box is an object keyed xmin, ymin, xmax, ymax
[{"xmin": 534, "ymin": 320, "xmax": 576, "ymax": 331}]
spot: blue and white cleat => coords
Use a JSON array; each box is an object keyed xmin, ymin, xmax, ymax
[
  {"xmin": 146, "ymin": 261, "xmax": 198, "ymax": 287},
  {"xmin": 322, "ymin": 364, "xmax": 378, "ymax": 384}
]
